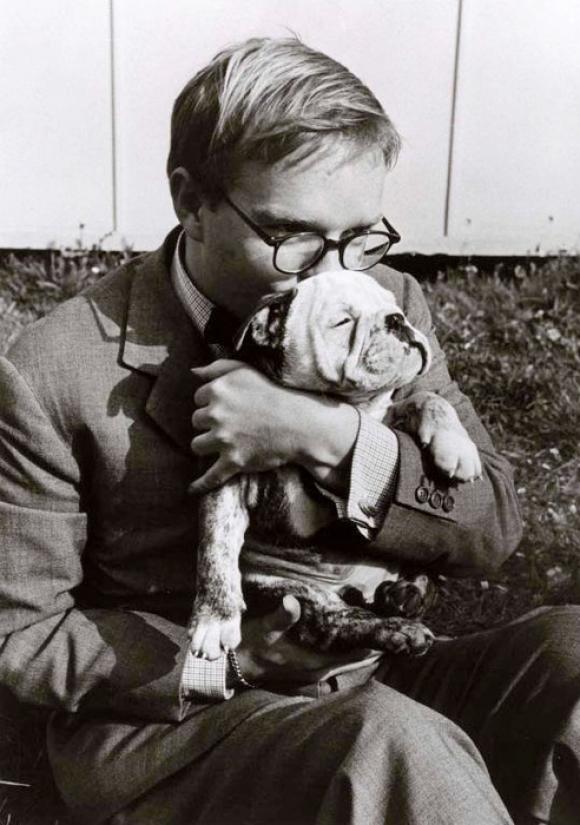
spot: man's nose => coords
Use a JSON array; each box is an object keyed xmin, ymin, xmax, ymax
[{"xmin": 305, "ymin": 244, "xmax": 342, "ymax": 277}]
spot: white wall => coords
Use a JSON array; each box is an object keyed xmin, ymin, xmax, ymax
[{"xmin": 1, "ymin": 0, "xmax": 579, "ymax": 254}]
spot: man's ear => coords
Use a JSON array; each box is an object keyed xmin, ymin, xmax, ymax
[{"xmin": 169, "ymin": 167, "xmax": 204, "ymax": 241}]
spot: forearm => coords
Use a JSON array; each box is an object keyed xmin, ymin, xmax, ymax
[
  {"xmin": 0, "ymin": 607, "xmax": 191, "ymax": 721},
  {"xmin": 291, "ymin": 392, "xmax": 359, "ymax": 495},
  {"xmin": 368, "ymin": 425, "xmax": 523, "ymax": 577}
]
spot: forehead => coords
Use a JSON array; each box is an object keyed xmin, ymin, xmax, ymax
[{"xmin": 231, "ymin": 142, "xmax": 387, "ymax": 228}]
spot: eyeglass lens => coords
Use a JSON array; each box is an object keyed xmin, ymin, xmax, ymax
[{"xmin": 274, "ymin": 232, "xmax": 392, "ymax": 274}]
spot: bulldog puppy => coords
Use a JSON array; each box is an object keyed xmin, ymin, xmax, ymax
[{"xmin": 189, "ymin": 271, "xmax": 481, "ymax": 661}]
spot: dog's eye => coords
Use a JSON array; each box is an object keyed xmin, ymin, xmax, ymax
[{"xmin": 332, "ymin": 317, "xmax": 353, "ymax": 328}]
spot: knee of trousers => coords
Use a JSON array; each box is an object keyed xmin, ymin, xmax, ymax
[
  {"xmin": 513, "ymin": 605, "xmax": 580, "ymax": 678},
  {"xmin": 316, "ymin": 680, "xmax": 485, "ymax": 771},
  {"xmin": 491, "ymin": 606, "xmax": 580, "ymax": 740}
]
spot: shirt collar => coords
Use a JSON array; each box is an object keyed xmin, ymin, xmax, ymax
[{"xmin": 170, "ymin": 230, "xmax": 215, "ymax": 338}]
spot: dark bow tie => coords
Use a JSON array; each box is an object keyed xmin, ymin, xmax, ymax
[{"xmin": 203, "ymin": 305, "xmax": 239, "ymax": 350}]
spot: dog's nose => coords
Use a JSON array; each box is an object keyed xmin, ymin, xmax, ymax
[{"xmin": 385, "ymin": 312, "xmax": 405, "ymax": 333}]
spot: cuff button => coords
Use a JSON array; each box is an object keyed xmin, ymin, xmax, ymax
[
  {"xmin": 442, "ymin": 494, "xmax": 455, "ymax": 513},
  {"xmin": 415, "ymin": 486, "xmax": 430, "ymax": 504},
  {"xmin": 429, "ymin": 490, "xmax": 443, "ymax": 509}
]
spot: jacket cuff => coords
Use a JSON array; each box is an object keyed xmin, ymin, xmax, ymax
[{"xmin": 392, "ymin": 429, "xmax": 464, "ymax": 522}]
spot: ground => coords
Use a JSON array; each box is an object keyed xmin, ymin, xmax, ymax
[{"xmin": 0, "ymin": 248, "xmax": 578, "ymax": 823}]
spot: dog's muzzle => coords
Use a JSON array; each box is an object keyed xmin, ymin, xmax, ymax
[{"xmin": 384, "ymin": 312, "xmax": 431, "ymax": 374}]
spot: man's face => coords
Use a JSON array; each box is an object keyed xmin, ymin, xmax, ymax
[{"xmin": 188, "ymin": 141, "xmax": 388, "ymax": 318}]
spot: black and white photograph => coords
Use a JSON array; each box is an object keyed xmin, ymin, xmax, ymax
[{"xmin": 0, "ymin": 1, "xmax": 579, "ymax": 823}]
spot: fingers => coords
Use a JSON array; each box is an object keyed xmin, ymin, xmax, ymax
[
  {"xmin": 262, "ymin": 595, "xmax": 301, "ymax": 642},
  {"xmin": 192, "ymin": 361, "xmax": 249, "ymax": 407},
  {"xmin": 188, "ymin": 456, "xmax": 238, "ymax": 495},
  {"xmin": 191, "ymin": 407, "xmax": 213, "ymax": 432},
  {"xmin": 191, "ymin": 360, "xmax": 245, "ymax": 382},
  {"xmin": 190, "ymin": 431, "xmax": 220, "ymax": 456}
]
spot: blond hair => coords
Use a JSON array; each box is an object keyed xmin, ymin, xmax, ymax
[{"xmin": 167, "ymin": 37, "xmax": 400, "ymax": 202}]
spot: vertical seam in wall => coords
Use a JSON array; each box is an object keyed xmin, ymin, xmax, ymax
[
  {"xmin": 109, "ymin": 0, "xmax": 118, "ymax": 232},
  {"xmin": 444, "ymin": 0, "xmax": 463, "ymax": 237}
]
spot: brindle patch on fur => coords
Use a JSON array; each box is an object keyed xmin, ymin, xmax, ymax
[
  {"xmin": 244, "ymin": 573, "xmax": 434, "ymax": 656},
  {"xmin": 247, "ymin": 468, "xmax": 335, "ymax": 551}
]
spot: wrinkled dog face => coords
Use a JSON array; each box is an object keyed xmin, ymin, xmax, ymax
[{"xmin": 236, "ymin": 271, "xmax": 431, "ymax": 399}]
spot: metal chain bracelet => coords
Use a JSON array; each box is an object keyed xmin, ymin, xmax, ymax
[{"xmin": 226, "ymin": 648, "xmax": 255, "ymax": 690}]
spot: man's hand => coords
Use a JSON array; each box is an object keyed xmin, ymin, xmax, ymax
[
  {"xmin": 189, "ymin": 360, "xmax": 301, "ymax": 493},
  {"xmin": 236, "ymin": 595, "xmax": 373, "ymax": 685},
  {"xmin": 189, "ymin": 360, "xmax": 359, "ymax": 495}
]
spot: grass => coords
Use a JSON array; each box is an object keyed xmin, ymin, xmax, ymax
[
  {"xmin": 421, "ymin": 258, "xmax": 580, "ymax": 635},
  {"xmin": 0, "ymin": 247, "xmax": 579, "ymax": 822}
]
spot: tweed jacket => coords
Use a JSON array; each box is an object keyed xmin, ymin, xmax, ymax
[{"xmin": 0, "ymin": 228, "xmax": 522, "ymax": 723}]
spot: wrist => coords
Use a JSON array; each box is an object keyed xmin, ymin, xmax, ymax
[{"xmin": 296, "ymin": 398, "xmax": 359, "ymax": 492}]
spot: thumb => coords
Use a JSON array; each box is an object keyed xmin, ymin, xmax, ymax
[
  {"xmin": 188, "ymin": 458, "xmax": 236, "ymax": 495},
  {"xmin": 262, "ymin": 595, "xmax": 301, "ymax": 641}
]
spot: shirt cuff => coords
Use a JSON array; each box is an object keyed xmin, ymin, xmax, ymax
[
  {"xmin": 313, "ymin": 411, "xmax": 399, "ymax": 538},
  {"xmin": 346, "ymin": 411, "xmax": 400, "ymax": 536},
  {"xmin": 181, "ymin": 649, "xmax": 234, "ymax": 701}
]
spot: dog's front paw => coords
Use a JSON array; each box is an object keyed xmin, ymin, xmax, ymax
[
  {"xmin": 414, "ymin": 393, "xmax": 481, "ymax": 481},
  {"xmin": 423, "ymin": 428, "xmax": 482, "ymax": 482},
  {"xmin": 188, "ymin": 614, "xmax": 242, "ymax": 660}
]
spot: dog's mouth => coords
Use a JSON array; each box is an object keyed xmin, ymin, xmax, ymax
[
  {"xmin": 356, "ymin": 324, "xmax": 430, "ymax": 380},
  {"xmin": 409, "ymin": 338, "xmax": 430, "ymax": 374}
]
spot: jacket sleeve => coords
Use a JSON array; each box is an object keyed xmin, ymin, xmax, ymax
[
  {"xmin": 0, "ymin": 356, "xmax": 190, "ymax": 721},
  {"xmin": 366, "ymin": 272, "xmax": 523, "ymax": 576}
]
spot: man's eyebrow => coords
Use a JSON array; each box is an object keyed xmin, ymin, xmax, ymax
[
  {"xmin": 252, "ymin": 208, "xmax": 314, "ymax": 230},
  {"xmin": 252, "ymin": 208, "xmax": 383, "ymax": 233}
]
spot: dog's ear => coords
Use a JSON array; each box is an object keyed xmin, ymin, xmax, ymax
[
  {"xmin": 234, "ymin": 288, "xmax": 297, "ymax": 380},
  {"xmin": 234, "ymin": 289, "xmax": 297, "ymax": 352}
]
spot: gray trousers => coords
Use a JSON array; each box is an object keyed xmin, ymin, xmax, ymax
[{"xmin": 49, "ymin": 606, "xmax": 580, "ymax": 825}]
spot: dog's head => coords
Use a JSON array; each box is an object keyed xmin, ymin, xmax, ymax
[{"xmin": 234, "ymin": 271, "xmax": 431, "ymax": 399}]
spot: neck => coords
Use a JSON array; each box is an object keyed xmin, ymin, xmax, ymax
[{"xmin": 182, "ymin": 235, "xmax": 214, "ymax": 303}]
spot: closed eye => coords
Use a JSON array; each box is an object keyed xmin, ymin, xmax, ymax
[{"xmin": 333, "ymin": 317, "xmax": 353, "ymax": 328}]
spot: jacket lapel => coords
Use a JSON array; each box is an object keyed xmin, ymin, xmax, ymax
[{"xmin": 119, "ymin": 228, "xmax": 211, "ymax": 454}]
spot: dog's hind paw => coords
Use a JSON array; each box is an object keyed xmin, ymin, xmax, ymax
[
  {"xmin": 188, "ymin": 615, "xmax": 242, "ymax": 660},
  {"xmin": 378, "ymin": 620, "xmax": 435, "ymax": 657}
]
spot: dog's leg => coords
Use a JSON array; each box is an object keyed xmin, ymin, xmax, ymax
[
  {"xmin": 189, "ymin": 478, "xmax": 253, "ymax": 660},
  {"xmin": 243, "ymin": 574, "xmax": 434, "ymax": 657},
  {"xmin": 295, "ymin": 601, "xmax": 435, "ymax": 656},
  {"xmin": 389, "ymin": 390, "xmax": 482, "ymax": 481}
]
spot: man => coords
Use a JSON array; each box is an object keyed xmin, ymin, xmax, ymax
[{"xmin": 0, "ymin": 37, "xmax": 579, "ymax": 825}]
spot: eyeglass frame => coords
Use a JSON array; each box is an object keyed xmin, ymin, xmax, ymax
[{"xmin": 222, "ymin": 194, "xmax": 401, "ymax": 274}]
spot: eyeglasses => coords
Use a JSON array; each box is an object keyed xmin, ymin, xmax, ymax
[{"xmin": 223, "ymin": 195, "xmax": 401, "ymax": 275}]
